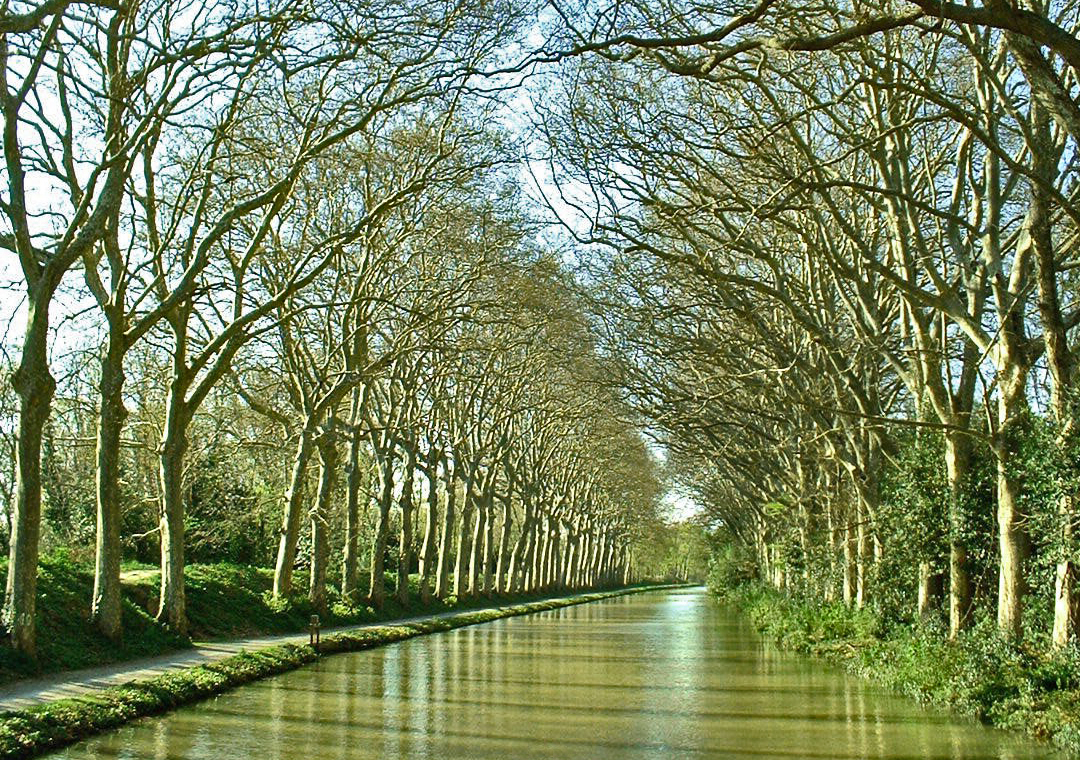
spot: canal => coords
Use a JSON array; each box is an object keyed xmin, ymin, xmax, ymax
[{"xmin": 50, "ymin": 587, "xmax": 1056, "ymax": 759}]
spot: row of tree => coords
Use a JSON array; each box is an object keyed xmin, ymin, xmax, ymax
[
  {"xmin": 536, "ymin": 0, "xmax": 1080, "ymax": 647},
  {"xmin": 0, "ymin": 0, "xmax": 673, "ymax": 659}
]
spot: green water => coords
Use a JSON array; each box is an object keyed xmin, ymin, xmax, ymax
[{"xmin": 50, "ymin": 588, "xmax": 1057, "ymax": 759}]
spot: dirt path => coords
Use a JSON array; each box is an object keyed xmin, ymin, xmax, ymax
[{"xmin": 0, "ymin": 606, "xmax": 474, "ymax": 712}]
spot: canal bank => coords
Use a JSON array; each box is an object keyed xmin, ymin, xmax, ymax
[
  {"xmin": 722, "ymin": 583, "xmax": 1080, "ymax": 757},
  {"xmin": 0, "ymin": 584, "xmax": 685, "ymax": 759},
  {"xmin": 40, "ymin": 587, "xmax": 1059, "ymax": 759}
]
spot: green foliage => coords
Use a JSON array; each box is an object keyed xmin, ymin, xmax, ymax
[
  {"xmin": 707, "ymin": 540, "xmax": 757, "ymax": 592},
  {"xmin": 186, "ymin": 451, "xmax": 278, "ymax": 566},
  {"xmin": 735, "ymin": 585, "xmax": 881, "ymax": 651},
  {"xmin": 40, "ymin": 422, "xmax": 95, "ymax": 550},
  {"xmin": 847, "ymin": 420, "xmax": 998, "ymax": 626},
  {"xmin": 634, "ymin": 519, "xmax": 711, "ymax": 582},
  {"xmin": 880, "ymin": 427, "xmax": 946, "ymax": 559}
]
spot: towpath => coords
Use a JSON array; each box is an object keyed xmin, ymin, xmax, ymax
[{"xmin": 0, "ymin": 606, "xmax": 471, "ymax": 712}]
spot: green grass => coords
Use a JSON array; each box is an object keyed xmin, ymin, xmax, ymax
[
  {"xmin": 0, "ymin": 554, "xmax": 462, "ymax": 683},
  {"xmin": 722, "ymin": 583, "xmax": 1080, "ymax": 756},
  {"xmin": 0, "ymin": 554, "xmax": 186, "ymax": 684},
  {"xmin": 0, "ymin": 583, "xmax": 682, "ymax": 759},
  {"xmin": 0, "ymin": 551, "xmax": 672, "ymax": 687}
]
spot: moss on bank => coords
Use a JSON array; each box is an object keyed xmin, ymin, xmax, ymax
[
  {"xmin": 722, "ymin": 584, "xmax": 1080, "ymax": 756},
  {"xmin": 0, "ymin": 583, "xmax": 683, "ymax": 759}
]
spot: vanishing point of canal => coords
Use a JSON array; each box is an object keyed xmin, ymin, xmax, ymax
[{"xmin": 49, "ymin": 588, "xmax": 1055, "ymax": 759}]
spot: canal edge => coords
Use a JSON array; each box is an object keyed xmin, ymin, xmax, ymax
[{"xmin": 0, "ymin": 583, "xmax": 692, "ymax": 759}]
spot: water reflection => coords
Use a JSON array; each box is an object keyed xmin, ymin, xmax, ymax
[{"xmin": 48, "ymin": 588, "xmax": 1058, "ymax": 760}]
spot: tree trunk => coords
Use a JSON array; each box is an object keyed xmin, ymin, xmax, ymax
[
  {"xmin": 573, "ymin": 529, "xmax": 587, "ymax": 588},
  {"xmin": 551, "ymin": 527, "xmax": 563, "ymax": 589},
  {"xmin": 996, "ymin": 365, "xmax": 1031, "ymax": 638},
  {"xmin": 273, "ymin": 430, "xmax": 314, "ymax": 599},
  {"xmin": 843, "ymin": 513, "xmax": 856, "ymax": 606},
  {"xmin": 341, "ymin": 430, "xmax": 364, "ymax": 604},
  {"xmin": 916, "ymin": 561, "xmax": 942, "ymax": 621},
  {"xmin": 561, "ymin": 528, "xmax": 575, "ymax": 588},
  {"xmin": 368, "ymin": 445, "xmax": 395, "ymax": 608},
  {"xmin": 509, "ymin": 508, "xmax": 531, "ymax": 593},
  {"xmin": 4, "ymin": 296, "xmax": 56, "ymax": 657},
  {"xmin": 598, "ymin": 534, "xmax": 612, "ymax": 586},
  {"xmin": 419, "ymin": 448, "xmax": 440, "ymax": 604},
  {"xmin": 495, "ymin": 491, "xmax": 513, "ymax": 593},
  {"xmin": 824, "ymin": 495, "xmax": 838, "ymax": 603},
  {"xmin": 1026, "ymin": 106, "xmax": 1078, "ymax": 648},
  {"xmin": 524, "ymin": 517, "xmax": 540, "ymax": 592},
  {"xmin": 481, "ymin": 490, "xmax": 495, "ymax": 596},
  {"xmin": 397, "ymin": 445, "xmax": 416, "ymax": 607},
  {"xmin": 855, "ymin": 498, "xmax": 869, "ymax": 608},
  {"xmin": 454, "ymin": 474, "xmax": 474, "ymax": 598},
  {"xmin": 309, "ymin": 434, "xmax": 336, "ymax": 614},
  {"xmin": 92, "ymin": 331, "xmax": 126, "ymax": 642},
  {"xmin": 1054, "ymin": 488, "xmax": 1078, "ymax": 647},
  {"xmin": 467, "ymin": 489, "xmax": 484, "ymax": 596},
  {"xmin": 588, "ymin": 524, "xmax": 602, "ymax": 587},
  {"xmin": 945, "ymin": 430, "xmax": 974, "ymax": 637},
  {"xmin": 537, "ymin": 517, "xmax": 552, "ymax": 590},
  {"xmin": 157, "ymin": 386, "xmax": 189, "ymax": 636},
  {"xmin": 435, "ymin": 463, "xmax": 455, "ymax": 599}
]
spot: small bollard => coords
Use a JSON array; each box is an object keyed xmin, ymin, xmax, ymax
[{"xmin": 309, "ymin": 614, "xmax": 320, "ymax": 651}]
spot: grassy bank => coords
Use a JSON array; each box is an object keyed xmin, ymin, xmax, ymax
[
  {"xmin": 722, "ymin": 583, "xmax": 1080, "ymax": 755},
  {"xmin": 0, "ymin": 583, "xmax": 680, "ymax": 759},
  {"xmin": 0, "ymin": 552, "xmax": 587, "ymax": 684}
]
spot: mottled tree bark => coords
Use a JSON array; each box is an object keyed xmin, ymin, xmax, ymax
[
  {"xmin": 273, "ymin": 430, "xmax": 314, "ymax": 599},
  {"xmin": 466, "ymin": 488, "xmax": 484, "ymax": 596},
  {"xmin": 4, "ymin": 297, "xmax": 55, "ymax": 657},
  {"xmin": 341, "ymin": 430, "xmax": 364, "ymax": 604},
  {"xmin": 508, "ymin": 501, "xmax": 533, "ymax": 593},
  {"xmin": 397, "ymin": 444, "xmax": 416, "ymax": 607},
  {"xmin": 435, "ymin": 462, "xmax": 456, "ymax": 599},
  {"xmin": 453, "ymin": 473, "xmax": 474, "ymax": 598},
  {"xmin": 522, "ymin": 519, "xmax": 538, "ymax": 592},
  {"xmin": 495, "ymin": 492, "xmax": 512, "ymax": 593},
  {"xmin": 482, "ymin": 490, "xmax": 496, "ymax": 595},
  {"xmin": 995, "ymin": 363, "xmax": 1032, "ymax": 638},
  {"xmin": 368, "ymin": 444, "xmax": 396, "ymax": 608},
  {"xmin": 91, "ymin": 330, "xmax": 126, "ymax": 641},
  {"xmin": 310, "ymin": 434, "xmax": 337, "ymax": 613},
  {"xmin": 157, "ymin": 372, "xmax": 190, "ymax": 636},
  {"xmin": 945, "ymin": 430, "xmax": 973, "ymax": 637},
  {"xmin": 419, "ymin": 447, "xmax": 440, "ymax": 604},
  {"xmin": 843, "ymin": 514, "xmax": 856, "ymax": 606},
  {"xmin": 1025, "ymin": 105, "xmax": 1079, "ymax": 648}
]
